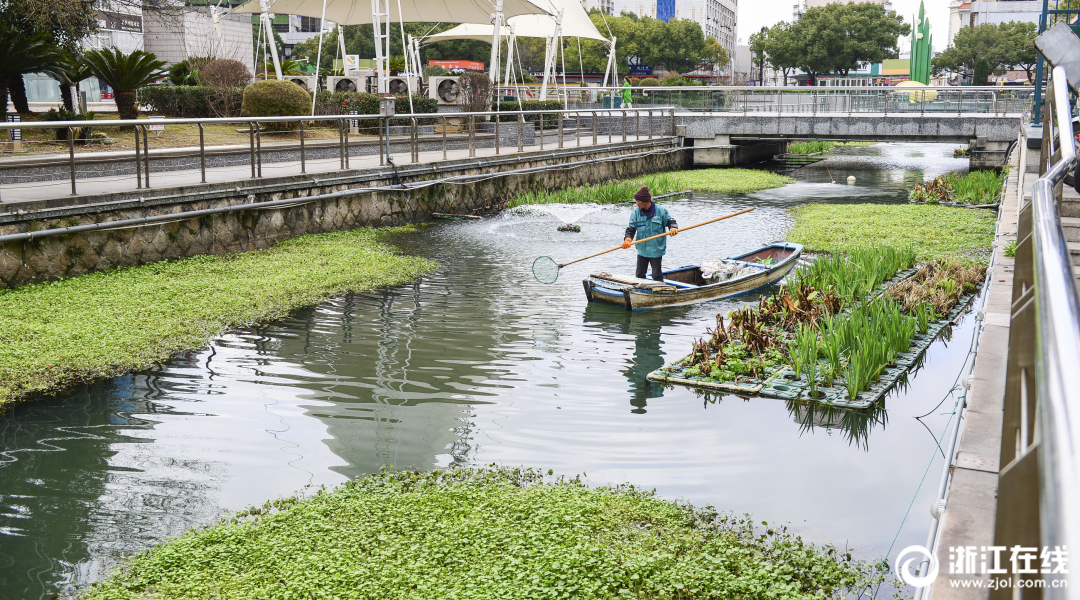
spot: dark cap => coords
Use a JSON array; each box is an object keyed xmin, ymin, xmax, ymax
[{"xmin": 634, "ymin": 186, "xmax": 652, "ymax": 203}]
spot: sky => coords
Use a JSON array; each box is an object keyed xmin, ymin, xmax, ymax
[{"xmin": 738, "ymin": 0, "xmax": 951, "ymax": 52}]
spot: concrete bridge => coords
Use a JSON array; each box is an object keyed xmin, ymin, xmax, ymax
[{"xmin": 676, "ymin": 112, "xmax": 1026, "ymax": 168}]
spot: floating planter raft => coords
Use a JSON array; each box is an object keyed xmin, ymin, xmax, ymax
[
  {"xmin": 647, "ymin": 266, "xmax": 983, "ymax": 410},
  {"xmin": 583, "ymin": 243, "xmax": 802, "ymax": 311}
]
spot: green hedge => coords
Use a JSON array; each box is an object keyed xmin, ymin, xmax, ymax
[
  {"xmin": 494, "ymin": 100, "xmax": 564, "ymax": 122},
  {"xmin": 139, "ymin": 85, "xmax": 213, "ymax": 118},
  {"xmin": 242, "ymin": 80, "xmax": 311, "ymax": 130},
  {"xmin": 314, "ymin": 91, "xmax": 437, "ymax": 127}
]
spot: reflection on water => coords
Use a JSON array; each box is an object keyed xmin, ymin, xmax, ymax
[{"xmin": 0, "ymin": 143, "xmax": 976, "ymax": 599}]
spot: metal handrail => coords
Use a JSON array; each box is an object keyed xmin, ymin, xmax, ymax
[
  {"xmin": 1032, "ymin": 65, "xmax": 1080, "ymax": 597},
  {"xmin": 0, "ymin": 107, "xmax": 667, "ymax": 131}
]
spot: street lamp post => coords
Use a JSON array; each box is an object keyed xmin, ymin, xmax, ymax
[{"xmin": 759, "ymin": 26, "xmax": 766, "ymax": 85}]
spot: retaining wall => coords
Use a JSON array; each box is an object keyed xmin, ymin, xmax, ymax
[{"xmin": 0, "ymin": 139, "xmax": 687, "ymax": 289}]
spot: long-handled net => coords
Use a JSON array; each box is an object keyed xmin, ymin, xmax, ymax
[
  {"xmin": 532, "ymin": 256, "xmax": 561, "ymax": 284},
  {"xmin": 530, "ymin": 208, "xmax": 755, "ymax": 285}
]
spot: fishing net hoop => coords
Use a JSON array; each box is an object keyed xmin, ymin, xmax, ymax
[{"xmin": 532, "ymin": 256, "xmax": 560, "ymax": 284}]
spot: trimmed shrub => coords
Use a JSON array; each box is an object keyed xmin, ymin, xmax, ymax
[
  {"xmin": 639, "ymin": 77, "xmax": 660, "ymax": 86},
  {"xmin": 139, "ymin": 85, "xmax": 227, "ymax": 118},
  {"xmin": 494, "ymin": 100, "xmax": 563, "ymax": 122},
  {"xmin": 312, "ymin": 91, "xmax": 438, "ymax": 129},
  {"xmin": 241, "ymin": 79, "xmax": 311, "ymax": 130}
]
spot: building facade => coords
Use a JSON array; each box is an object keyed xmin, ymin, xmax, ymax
[
  {"xmin": 794, "ymin": 0, "xmax": 893, "ymax": 21},
  {"xmin": 947, "ymin": 1, "xmax": 1041, "ymax": 47},
  {"xmin": 608, "ymin": 0, "xmax": 737, "ymax": 65}
]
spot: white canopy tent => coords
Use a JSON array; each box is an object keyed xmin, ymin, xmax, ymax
[
  {"xmin": 229, "ymin": 0, "xmax": 552, "ymax": 113},
  {"xmin": 422, "ymin": 0, "xmax": 615, "ymax": 103}
]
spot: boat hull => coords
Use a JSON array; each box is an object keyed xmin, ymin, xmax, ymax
[{"xmin": 583, "ymin": 242, "xmax": 802, "ymax": 311}]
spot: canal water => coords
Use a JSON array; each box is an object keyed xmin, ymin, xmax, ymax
[{"xmin": 0, "ymin": 143, "xmax": 977, "ymax": 599}]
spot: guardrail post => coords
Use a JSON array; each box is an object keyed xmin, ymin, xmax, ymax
[
  {"xmin": 813, "ymin": 90, "xmax": 817, "ymax": 116},
  {"xmin": 199, "ymin": 123, "xmax": 207, "ymax": 181},
  {"xmin": 592, "ymin": 111, "xmax": 597, "ymax": 145},
  {"xmin": 411, "ymin": 117, "xmax": 418, "ymax": 163},
  {"xmin": 958, "ymin": 91, "xmax": 963, "ymax": 115},
  {"xmin": 575, "ymin": 112, "xmax": 581, "ymax": 146},
  {"xmin": 468, "ymin": 116, "xmax": 476, "ymax": 157},
  {"xmin": 443, "ymin": 116, "xmax": 448, "ymax": 160},
  {"xmin": 142, "ymin": 125, "xmax": 151, "ymax": 187},
  {"xmin": 339, "ymin": 120, "xmax": 346, "ymax": 169},
  {"xmin": 248, "ymin": 122, "xmax": 256, "ymax": 178},
  {"xmin": 68, "ymin": 128, "xmax": 76, "ymax": 195},
  {"xmin": 669, "ymin": 109, "xmax": 675, "ymax": 137},
  {"xmin": 540, "ymin": 114, "xmax": 544, "ymax": 150},
  {"xmin": 635, "ymin": 110, "xmax": 640, "ymax": 140},
  {"xmin": 517, "ymin": 113, "xmax": 524, "ymax": 152},
  {"xmin": 621, "ymin": 111, "xmax": 627, "ymax": 142},
  {"xmin": 778, "ymin": 90, "xmax": 782, "ymax": 115},
  {"xmin": 495, "ymin": 113, "xmax": 501, "ymax": 155},
  {"xmin": 648, "ymin": 110, "xmax": 653, "ymax": 139},
  {"xmin": 299, "ymin": 121, "xmax": 305, "ymax": 174},
  {"xmin": 558, "ymin": 112, "xmax": 564, "ymax": 149},
  {"xmin": 134, "ymin": 125, "xmax": 143, "ymax": 188},
  {"xmin": 378, "ymin": 117, "xmax": 384, "ymax": 166},
  {"xmin": 342, "ymin": 122, "xmax": 349, "ymax": 170}
]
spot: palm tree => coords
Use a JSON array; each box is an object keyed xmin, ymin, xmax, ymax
[
  {"xmin": 83, "ymin": 48, "xmax": 166, "ymax": 120},
  {"xmin": 50, "ymin": 51, "xmax": 95, "ymax": 112},
  {"xmin": 0, "ymin": 22, "xmax": 61, "ymax": 114}
]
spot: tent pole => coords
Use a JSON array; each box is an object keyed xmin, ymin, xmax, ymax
[
  {"xmin": 260, "ymin": 0, "xmax": 282, "ymax": 79},
  {"xmin": 539, "ymin": 35, "xmax": 553, "ymax": 100},
  {"xmin": 396, "ymin": 0, "xmax": 414, "ymax": 113},
  {"xmin": 371, "ymin": 0, "xmax": 388, "ymax": 93},
  {"xmin": 503, "ymin": 31, "xmax": 515, "ymax": 92},
  {"xmin": 489, "ymin": 0, "xmax": 504, "ymax": 93},
  {"xmin": 337, "ymin": 25, "xmax": 349, "ymax": 75},
  {"xmin": 310, "ymin": 0, "xmax": 328, "ymax": 116}
]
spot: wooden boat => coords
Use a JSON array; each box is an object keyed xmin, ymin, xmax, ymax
[{"xmin": 582, "ymin": 242, "xmax": 803, "ymax": 311}]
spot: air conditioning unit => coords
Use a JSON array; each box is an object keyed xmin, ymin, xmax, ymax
[
  {"xmin": 386, "ymin": 75, "xmax": 420, "ymax": 96},
  {"xmin": 428, "ymin": 76, "xmax": 461, "ymax": 105},
  {"xmin": 326, "ymin": 76, "xmax": 364, "ymax": 93},
  {"xmin": 285, "ymin": 76, "xmax": 318, "ymax": 92}
]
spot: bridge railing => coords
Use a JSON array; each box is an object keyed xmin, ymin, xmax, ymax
[
  {"xmin": 996, "ymin": 64, "xmax": 1080, "ymax": 598},
  {"xmin": 0, "ymin": 107, "xmax": 676, "ymax": 198},
  {"xmin": 500, "ymin": 85, "xmax": 1034, "ymax": 116}
]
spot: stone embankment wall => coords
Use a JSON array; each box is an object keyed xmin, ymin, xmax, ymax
[{"xmin": 0, "ymin": 140, "xmax": 687, "ymax": 288}]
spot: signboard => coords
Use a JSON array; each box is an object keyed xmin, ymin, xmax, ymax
[
  {"xmin": 628, "ymin": 65, "xmax": 652, "ymax": 76},
  {"xmin": 428, "ymin": 60, "xmax": 485, "ymax": 72},
  {"xmin": 344, "ymin": 55, "xmax": 360, "ymax": 72},
  {"xmin": 148, "ymin": 116, "xmax": 165, "ymax": 131},
  {"xmin": 100, "ymin": 92, "xmax": 114, "ymax": 100},
  {"xmin": 96, "ymin": 10, "xmax": 143, "ymax": 32}
]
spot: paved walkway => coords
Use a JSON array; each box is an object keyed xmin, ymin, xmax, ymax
[{"xmin": 2, "ymin": 131, "xmax": 654, "ymax": 206}]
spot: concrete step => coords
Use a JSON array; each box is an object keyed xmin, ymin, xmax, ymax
[
  {"xmin": 1063, "ymin": 217, "xmax": 1080, "ymax": 243},
  {"xmin": 1068, "ymin": 242, "xmax": 1080, "ymax": 268}
]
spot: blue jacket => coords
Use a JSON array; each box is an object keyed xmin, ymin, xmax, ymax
[{"xmin": 625, "ymin": 203, "xmax": 677, "ymax": 258}]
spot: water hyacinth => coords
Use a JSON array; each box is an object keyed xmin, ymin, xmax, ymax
[{"xmin": 82, "ymin": 466, "xmax": 883, "ymax": 600}]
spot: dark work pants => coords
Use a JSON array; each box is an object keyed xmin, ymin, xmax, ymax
[{"xmin": 636, "ymin": 255, "xmax": 663, "ymax": 280}]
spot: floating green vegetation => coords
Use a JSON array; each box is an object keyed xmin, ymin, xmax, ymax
[
  {"xmin": 507, "ymin": 169, "xmax": 793, "ymax": 207},
  {"xmin": 82, "ymin": 466, "xmax": 880, "ymax": 600},
  {"xmin": 785, "ymin": 141, "xmax": 875, "ymax": 155},
  {"xmin": 908, "ymin": 170, "xmax": 1004, "ymax": 205},
  {"xmin": 673, "ymin": 247, "xmax": 986, "ymax": 401},
  {"xmin": 0, "ymin": 227, "xmax": 436, "ymax": 409},
  {"xmin": 787, "ymin": 204, "xmax": 996, "ymax": 263}
]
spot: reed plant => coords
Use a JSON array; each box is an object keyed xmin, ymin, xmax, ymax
[
  {"xmin": 950, "ymin": 170, "xmax": 1003, "ymax": 205},
  {"xmin": 794, "ymin": 246, "xmax": 916, "ymax": 305}
]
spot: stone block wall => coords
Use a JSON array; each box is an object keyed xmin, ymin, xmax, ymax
[{"xmin": 0, "ymin": 140, "xmax": 688, "ymax": 288}]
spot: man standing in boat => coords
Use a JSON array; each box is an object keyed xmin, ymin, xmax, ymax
[{"xmin": 621, "ymin": 186, "xmax": 678, "ymax": 281}]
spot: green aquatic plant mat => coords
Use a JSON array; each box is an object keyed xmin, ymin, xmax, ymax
[
  {"xmin": 632, "ymin": 169, "xmax": 794, "ymax": 194},
  {"xmin": 0, "ymin": 227, "xmax": 436, "ymax": 409},
  {"xmin": 507, "ymin": 169, "xmax": 793, "ymax": 207},
  {"xmin": 785, "ymin": 141, "xmax": 875, "ymax": 155},
  {"xmin": 787, "ymin": 204, "xmax": 995, "ymax": 263},
  {"xmin": 81, "ymin": 467, "xmax": 878, "ymax": 600}
]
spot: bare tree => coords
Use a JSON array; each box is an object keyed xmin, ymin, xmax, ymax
[
  {"xmin": 200, "ymin": 59, "xmax": 250, "ymax": 117},
  {"xmin": 458, "ymin": 71, "xmax": 491, "ymax": 114}
]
